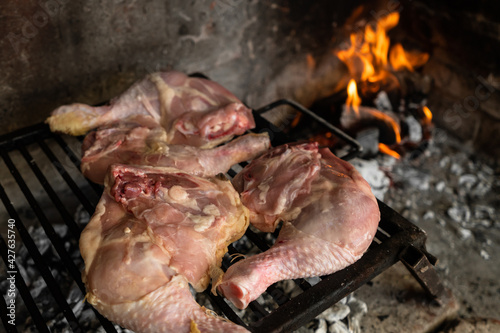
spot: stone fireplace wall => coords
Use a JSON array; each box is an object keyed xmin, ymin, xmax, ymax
[{"xmin": 0, "ymin": 0, "xmax": 361, "ymax": 134}]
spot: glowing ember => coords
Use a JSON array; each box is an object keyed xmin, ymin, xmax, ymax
[
  {"xmin": 378, "ymin": 143, "xmax": 400, "ymax": 159},
  {"xmin": 346, "ymin": 79, "xmax": 362, "ymax": 116}
]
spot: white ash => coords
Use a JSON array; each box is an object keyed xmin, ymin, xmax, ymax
[
  {"xmin": 380, "ymin": 128, "xmax": 499, "ymax": 285},
  {"xmin": 374, "ymin": 91, "xmax": 393, "ymax": 112},
  {"xmin": 480, "ymin": 250, "xmax": 490, "ymax": 260},
  {"xmin": 405, "ymin": 115, "xmax": 423, "ymax": 143},
  {"xmin": 350, "ymin": 158, "xmax": 391, "ymax": 200},
  {"xmin": 297, "ymin": 295, "xmax": 369, "ymax": 333}
]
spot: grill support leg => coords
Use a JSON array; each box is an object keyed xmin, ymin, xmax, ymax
[{"xmin": 399, "ymin": 245, "xmax": 446, "ymax": 303}]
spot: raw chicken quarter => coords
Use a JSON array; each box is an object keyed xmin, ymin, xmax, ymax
[
  {"xmin": 80, "ymin": 164, "xmax": 250, "ymax": 332},
  {"xmin": 47, "ymin": 71, "xmax": 255, "ymax": 148},
  {"xmin": 217, "ymin": 142, "xmax": 381, "ymax": 309},
  {"xmin": 80, "ymin": 115, "xmax": 270, "ymax": 184}
]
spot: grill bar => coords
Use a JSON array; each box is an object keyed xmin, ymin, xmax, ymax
[
  {"xmin": 50, "ymin": 132, "xmax": 104, "ymax": 196},
  {"xmin": 1, "ymin": 150, "xmax": 85, "ymax": 294},
  {"xmin": 0, "ymin": 130, "xmax": 117, "ymax": 333},
  {"xmin": 254, "ymin": 99, "xmax": 363, "ymax": 160},
  {"xmin": 17, "ymin": 144, "xmax": 82, "ymax": 239},
  {"xmin": 0, "ymin": 236, "xmax": 48, "ymax": 333},
  {"xmin": 37, "ymin": 139, "xmax": 96, "ymax": 215},
  {"xmin": 0, "ymin": 99, "xmax": 442, "ymax": 333},
  {"xmin": 0, "ymin": 173, "xmax": 81, "ymax": 332}
]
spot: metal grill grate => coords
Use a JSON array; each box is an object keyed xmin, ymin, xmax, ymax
[{"xmin": 0, "ymin": 100, "xmax": 443, "ymax": 333}]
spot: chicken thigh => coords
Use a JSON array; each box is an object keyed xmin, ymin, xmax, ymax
[
  {"xmin": 80, "ymin": 164, "xmax": 250, "ymax": 332},
  {"xmin": 47, "ymin": 71, "xmax": 255, "ymax": 148},
  {"xmin": 217, "ymin": 142, "xmax": 380, "ymax": 309},
  {"xmin": 80, "ymin": 116, "xmax": 270, "ymax": 184}
]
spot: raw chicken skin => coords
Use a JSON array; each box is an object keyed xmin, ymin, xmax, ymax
[
  {"xmin": 80, "ymin": 164, "xmax": 250, "ymax": 332},
  {"xmin": 231, "ymin": 142, "xmax": 322, "ymax": 232},
  {"xmin": 217, "ymin": 142, "xmax": 380, "ymax": 309},
  {"xmin": 81, "ymin": 116, "xmax": 270, "ymax": 184},
  {"xmin": 47, "ymin": 71, "xmax": 255, "ymax": 148}
]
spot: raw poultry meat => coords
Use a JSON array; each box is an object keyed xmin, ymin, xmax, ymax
[
  {"xmin": 216, "ymin": 142, "xmax": 380, "ymax": 309},
  {"xmin": 80, "ymin": 115, "xmax": 270, "ymax": 184},
  {"xmin": 80, "ymin": 164, "xmax": 250, "ymax": 332},
  {"xmin": 47, "ymin": 71, "xmax": 255, "ymax": 148}
]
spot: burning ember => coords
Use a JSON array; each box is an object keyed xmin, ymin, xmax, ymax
[{"xmin": 337, "ymin": 11, "xmax": 432, "ymax": 158}]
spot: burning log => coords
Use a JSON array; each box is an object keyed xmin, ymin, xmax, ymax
[{"xmin": 332, "ymin": 10, "xmax": 433, "ymax": 159}]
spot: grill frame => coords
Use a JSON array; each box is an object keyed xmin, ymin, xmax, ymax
[{"xmin": 0, "ymin": 100, "xmax": 442, "ymax": 333}]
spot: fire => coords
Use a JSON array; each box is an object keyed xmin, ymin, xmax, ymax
[
  {"xmin": 370, "ymin": 109, "xmax": 401, "ymax": 143},
  {"xmin": 378, "ymin": 143, "xmax": 400, "ymax": 159},
  {"xmin": 422, "ymin": 106, "xmax": 433, "ymax": 125},
  {"xmin": 336, "ymin": 11, "xmax": 430, "ymax": 158},
  {"xmin": 346, "ymin": 79, "xmax": 362, "ymax": 115},
  {"xmin": 389, "ymin": 43, "xmax": 430, "ymax": 71},
  {"xmin": 337, "ymin": 12, "xmax": 401, "ymax": 83}
]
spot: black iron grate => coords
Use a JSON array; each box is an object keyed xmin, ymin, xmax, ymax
[{"xmin": 0, "ymin": 100, "xmax": 442, "ymax": 333}]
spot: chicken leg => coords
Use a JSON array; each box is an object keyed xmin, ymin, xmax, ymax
[{"xmin": 217, "ymin": 142, "xmax": 380, "ymax": 309}]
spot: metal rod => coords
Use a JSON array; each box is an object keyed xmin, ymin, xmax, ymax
[
  {"xmin": 254, "ymin": 99, "xmax": 363, "ymax": 160},
  {"xmin": 1, "ymin": 151, "xmax": 117, "ymax": 333},
  {"xmin": 51, "ymin": 133, "xmax": 103, "ymax": 196},
  {"xmin": 0, "ymin": 176, "xmax": 81, "ymax": 332},
  {"xmin": 2, "ymin": 150, "xmax": 85, "ymax": 291},
  {"xmin": 17, "ymin": 145, "xmax": 82, "ymax": 239},
  {"xmin": 0, "ymin": 236, "xmax": 48, "ymax": 333},
  {"xmin": 38, "ymin": 139, "xmax": 97, "ymax": 215}
]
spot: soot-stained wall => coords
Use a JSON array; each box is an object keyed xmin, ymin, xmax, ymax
[{"xmin": 0, "ymin": 0, "xmax": 361, "ymax": 135}]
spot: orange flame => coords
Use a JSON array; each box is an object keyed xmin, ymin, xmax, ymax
[
  {"xmin": 336, "ymin": 11, "xmax": 431, "ymax": 158},
  {"xmin": 337, "ymin": 12, "xmax": 400, "ymax": 83},
  {"xmin": 378, "ymin": 143, "xmax": 400, "ymax": 159},
  {"xmin": 368, "ymin": 12, "xmax": 399, "ymax": 70},
  {"xmin": 369, "ymin": 109, "xmax": 401, "ymax": 143},
  {"xmin": 422, "ymin": 106, "xmax": 432, "ymax": 125},
  {"xmin": 346, "ymin": 79, "xmax": 362, "ymax": 116},
  {"xmin": 389, "ymin": 43, "xmax": 429, "ymax": 71}
]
